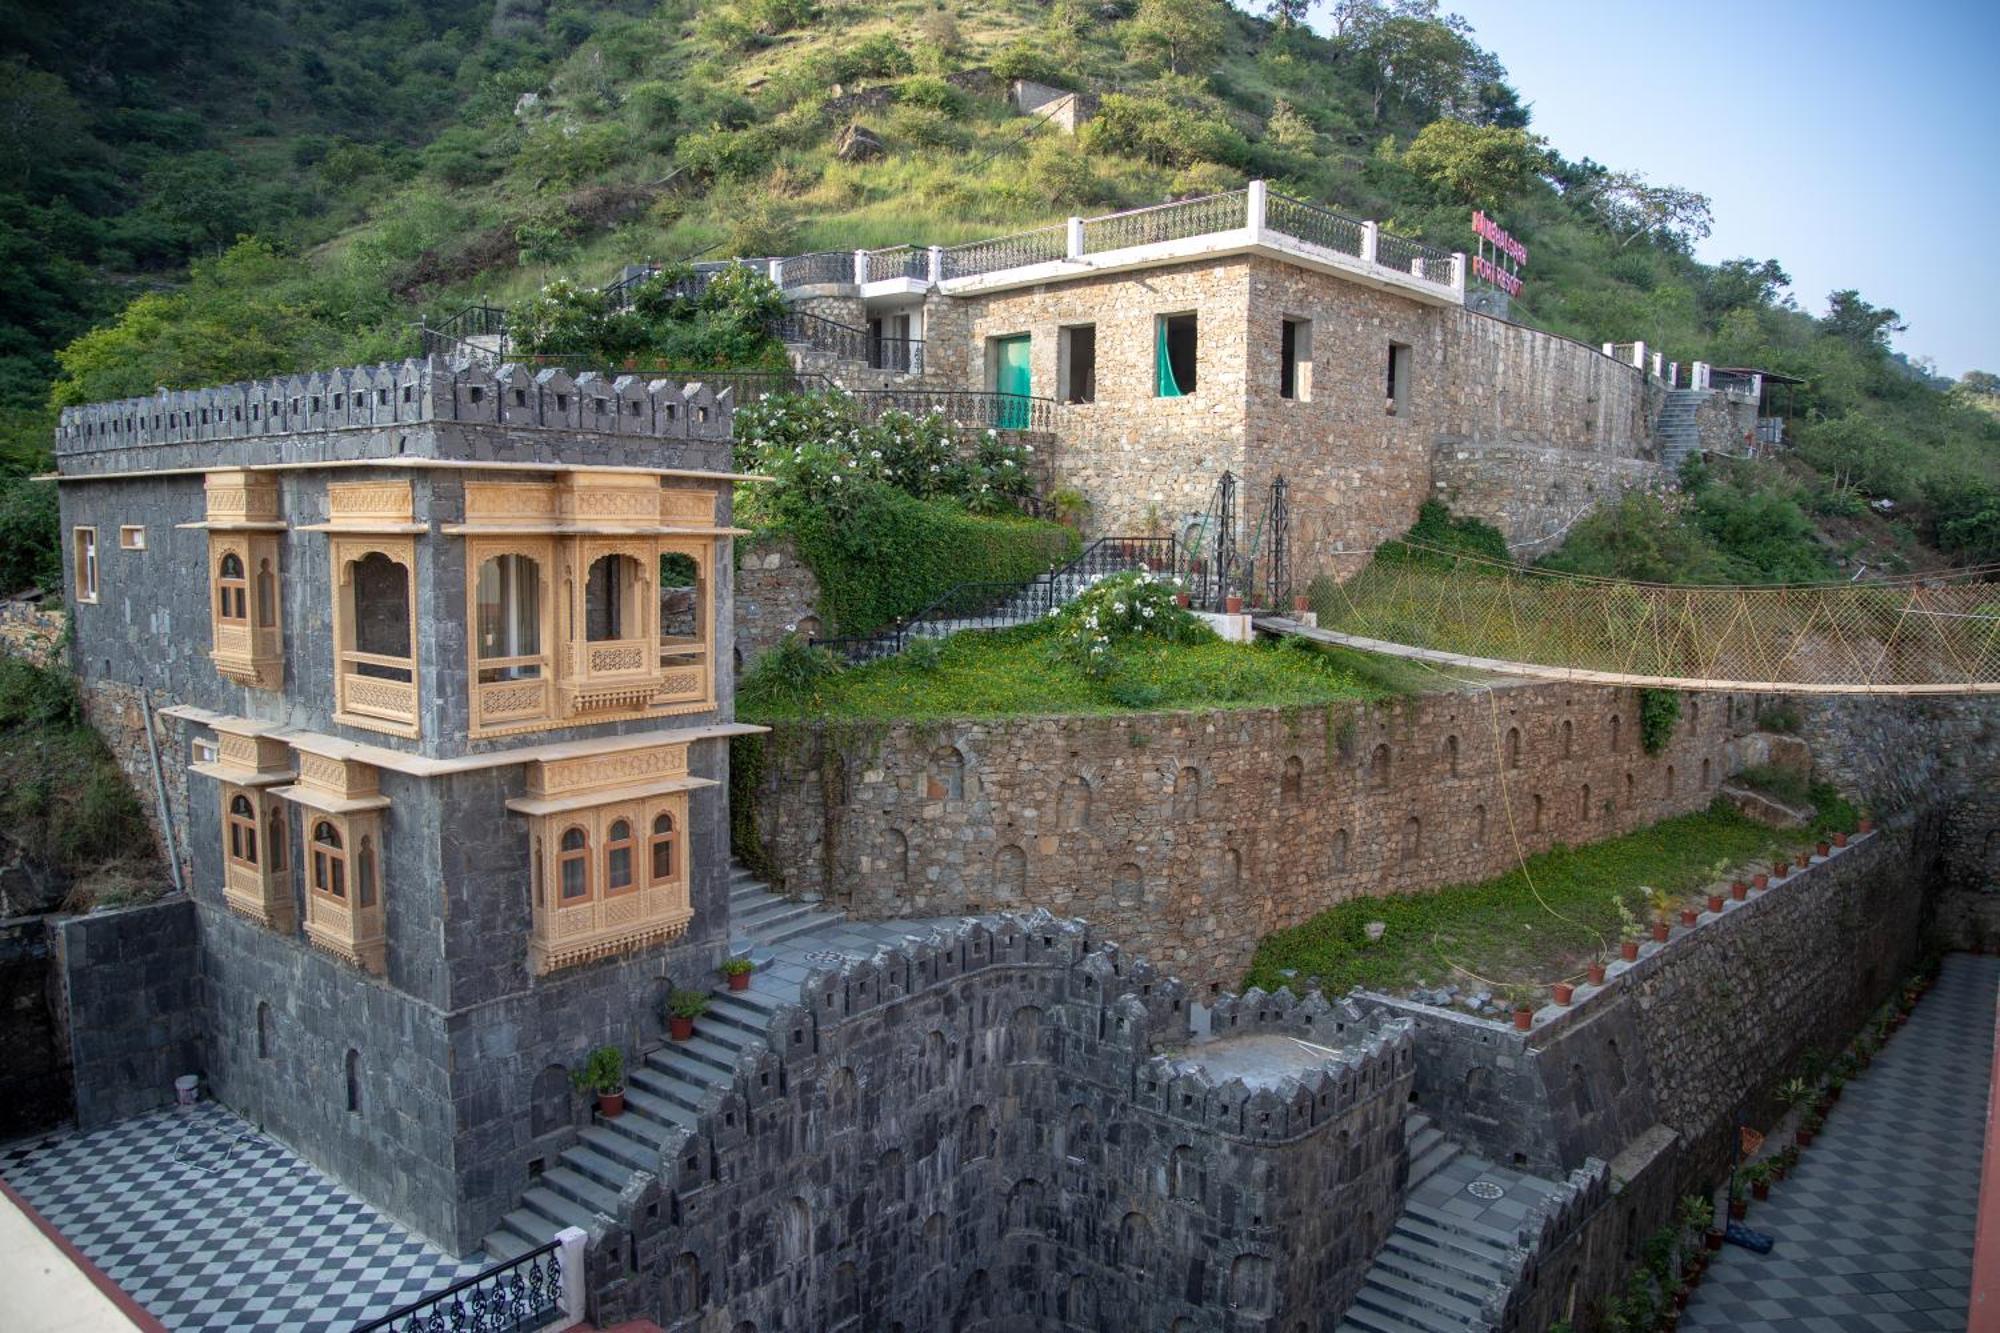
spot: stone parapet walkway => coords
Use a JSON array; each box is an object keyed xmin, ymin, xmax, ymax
[{"xmin": 1682, "ymin": 952, "xmax": 1999, "ymax": 1333}]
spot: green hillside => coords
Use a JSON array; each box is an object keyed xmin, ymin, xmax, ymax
[{"xmin": 4, "ymin": 0, "xmax": 1997, "ymax": 589}]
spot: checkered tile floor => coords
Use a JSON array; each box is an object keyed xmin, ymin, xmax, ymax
[
  {"xmin": 1681, "ymin": 952, "xmax": 1999, "ymax": 1333},
  {"xmin": 0, "ymin": 1102, "xmax": 484, "ymax": 1332}
]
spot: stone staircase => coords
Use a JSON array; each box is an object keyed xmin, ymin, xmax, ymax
[
  {"xmin": 1656, "ymin": 387, "xmax": 1705, "ymax": 470},
  {"xmin": 479, "ymin": 861, "xmax": 841, "ymax": 1262},
  {"xmin": 1332, "ymin": 1113, "xmax": 1531, "ymax": 1333}
]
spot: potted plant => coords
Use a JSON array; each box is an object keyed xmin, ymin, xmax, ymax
[
  {"xmin": 1552, "ymin": 980, "xmax": 1575, "ymax": 1006},
  {"xmin": 1727, "ymin": 1171, "xmax": 1748, "ymax": 1219},
  {"xmin": 1826, "ymin": 1072, "xmax": 1846, "ymax": 1103},
  {"xmin": 1706, "ymin": 888, "xmax": 1725, "ymax": 913},
  {"xmin": 1797, "ymin": 1108, "xmax": 1824, "ymax": 1147},
  {"xmin": 1731, "ymin": 879, "xmax": 1749, "ymax": 901},
  {"xmin": 1752, "ymin": 871, "xmax": 1769, "ymax": 890},
  {"xmin": 1773, "ymin": 857, "xmax": 1790, "ymax": 878},
  {"xmin": 1747, "ymin": 1161, "xmax": 1773, "ymax": 1201},
  {"xmin": 1587, "ymin": 960, "xmax": 1608, "ymax": 986},
  {"xmin": 1224, "ymin": 592, "xmax": 1244, "ymax": 614},
  {"xmin": 1816, "ymin": 839, "xmax": 1831, "ymax": 858},
  {"xmin": 1776, "ymin": 1144, "xmax": 1800, "ymax": 1179},
  {"xmin": 1679, "ymin": 904, "xmax": 1698, "ymax": 928},
  {"xmin": 1832, "ymin": 831, "xmax": 1848, "ymax": 847},
  {"xmin": 1615, "ymin": 895, "xmax": 1644, "ymax": 960},
  {"xmin": 720, "ymin": 957, "xmax": 755, "ymax": 991},
  {"xmin": 1505, "ymin": 984, "xmax": 1537, "ymax": 1030},
  {"xmin": 666, "ymin": 987, "xmax": 710, "ymax": 1041},
  {"xmin": 1646, "ymin": 886, "xmax": 1674, "ymax": 942},
  {"xmin": 1858, "ymin": 815, "xmax": 1874, "ymax": 833},
  {"xmin": 1778, "ymin": 1075, "xmax": 1815, "ymax": 1114},
  {"xmin": 1703, "ymin": 1226, "xmax": 1724, "ymax": 1252},
  {"xmin": 1292, "ymin": 594, "xmax": 1311, "ymax": 615},
  {"xmin": 572, "ymin": 1045, "xmax": 626, "ymax": 1119}
]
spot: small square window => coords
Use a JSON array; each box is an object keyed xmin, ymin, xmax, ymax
[
  {"xmin": 119, "ymin": 526, "xmax": 147, "ymax": 551},
  {"xmin": 192, "ymin": 737, "xmax": 219, "ymax": 765}
]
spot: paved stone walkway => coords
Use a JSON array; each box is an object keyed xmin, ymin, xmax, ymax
[{"xmin": 1682, "ymin": 952, "xmax": 2000, "ymax": 1333}]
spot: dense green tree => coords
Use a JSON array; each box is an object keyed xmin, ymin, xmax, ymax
[
  {"xmin": 1121, "ymin": 0, "xmax": 1229, "ymax": 77},
  {"xmin": 1400, "ymin": 120, "xmax": 1543, "ymax": 209}
]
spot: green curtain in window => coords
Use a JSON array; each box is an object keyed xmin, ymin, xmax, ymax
[{"xmin": 1157, "ymin": 323, "xmax": 1184, "ymax": 398}]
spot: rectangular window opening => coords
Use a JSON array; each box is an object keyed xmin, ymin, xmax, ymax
[
  {"xmin": 1386, "ymin": 341, "xmax": 1411, "ymax": 415},
  {"xmin": 1281, "ymin": 318, "xmax": 1312, "ymax": 401},
  {"xmin": 1059, "ymin": 325, "xmax": 1096, "ymax": 405},
  {"xmin": 73, "ymin": 527, "xmax": 98, "ymax": 602},
  {"xmin": 1157, "ymin": 313, "xmax": 1197, "ymax": 397},
  {"xmin": 119, "ymin": 525, "xmax": 147, "ymax": 551}
]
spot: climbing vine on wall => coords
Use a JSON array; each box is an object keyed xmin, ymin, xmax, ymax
[{"xmin": 1638, "ymin": 688, "xmax": 1681, "ymax": 755}]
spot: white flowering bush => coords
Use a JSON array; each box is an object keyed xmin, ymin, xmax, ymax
[{"xmin": 1050, "ymin": 570, "xmax": 1211, "ymax": 677}]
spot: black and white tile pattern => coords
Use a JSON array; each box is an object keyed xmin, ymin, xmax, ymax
[
  {"xmin": 0, "ymin": 1102, "xmax": 484, "ymax": 1332},
  {"xmin": 1681, "ymin": 952, "xmax": 1999, "ymax": 1333}
]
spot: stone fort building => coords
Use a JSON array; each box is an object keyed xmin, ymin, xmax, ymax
[{"xmin": 39, "ymin": 189, "xmax": 1909, "ymax": 1333}]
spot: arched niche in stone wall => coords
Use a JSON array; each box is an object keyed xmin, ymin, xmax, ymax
[{"xmin": 1058, "ymin": 775, "xmax": 1093, "ymax": 829}]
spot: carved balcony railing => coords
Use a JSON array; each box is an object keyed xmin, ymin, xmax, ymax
[
  {"xmin": 353, "ymin": 1238, "xmax": 564, "ymax": 1333},
  {"xmin": 772, "ymin": 250, "xmax": 856, "ymax": 289},
  {"xmin": 1080, "ymin": 189, "xmax": 1250, "ymax": 255},
  {"xmin": 940, "ymin": 223, "xmax": 1070, "ymax": 280},
  {"xmin": 864, "ymin": 244, "xmax": 931, "ymax": 282},
  {"xmin": 1265, "ymin": 193, "xmax": 1367, "ymax": 259},
  {"xmin": 1373, "ymin": 231, "xmax": 1457, "ymax": 288}
]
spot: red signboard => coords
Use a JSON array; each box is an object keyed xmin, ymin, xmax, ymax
[
  {"xmin": 1472, "ymin": 211, "xmax": 1527, "ymax": 265},
  {"xmin": 1470, "ymin": 211, "xmax": 1526, "ymax": 297}
]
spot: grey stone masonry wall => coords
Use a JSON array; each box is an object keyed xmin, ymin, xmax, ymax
[
  {"xmin": 733, "ymin": 535, "xmax": 822, "ymax": 667},
  {"xmin": 55, "ymin": 896, "xmax": 203, "ymax": 1131},
  {"xmin": 53, "ymin": 358, "xmax": 734, "ymax": 477},
  {"xmin": 749, "ymin": 680, "xmax": 1760, "ymax": 987},
  {"xmin": 1430, "ymin": 441, "xmax": 1671, "ymax": 555},
  {"xmin": 579, "ymin": 913, "xmax": 1416, "ymax": 1333}
]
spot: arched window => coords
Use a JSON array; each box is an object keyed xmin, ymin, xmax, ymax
[
  {"xmin": 994, "ymin": 844, "xmax": 1026, "ymax": 899},
  {"xmin": 475, "ymin": 554, "xmax": 542, "ymax": 681},
  {"xmin": 1370, "ymin": 744, "xmax": 1391, "ymax": 789},
  {"xmin": 1331, "ymin": 828, "xmax": 1350, "ymax": 873},
  {"xmin": 1446, "ymin": 735, "xmax": 1460, "ymax": 777},
  {"xmin": 311, "ymin": 821, "xmax": 346, "ymax": 898},
  {"xmin": 1506, "ymin": 727, "xmax": 1522, "ymax": 769},
  {"xmin": 1168, "ymin": 1145, "xmax": 1198, "ymax": 1200},
  {"xmin": 659, "ymin": 551, "xmax": 704, "ymax": 662},
  {"xmin": 605, "ymin": 818, "xmax": 635, "ymax": 894},
  {"xmin": 964, "ymin": 1104, "xmax": 991, "ymax": 1160},
  {"xmin": 880, "ymin": 828, "xmax": 908, "ymax": 883},
  {"xmin": 256, "ymin": 1001, "xmax": 272, "ymax": 1060},
  {"xmin": 1701, "ymin": 757, "xmax": 1712, "ymax": 789},
  {"xmin": 584, "ymin": 554, "xmax": 642, "ymax": 641},
  {"xmin": 255, "ymin": 558, "xmax": 276, "ymax": 628},
  {"xmin": 1059, "ymin": 775, "xmax": 1093, "ymax": 828},
  {"xmin": 227, "ymin": 793, "xmax": 259, "ymax": 867},
  {"xmin": 649, "ymin": 812, "xmax": 678, "ymax": 884},
  {"xmin": 1472, "ymin": 804, "xmax": 1488, "ymax": 848},
  {"xmin": 1665, "ymin": 764, "xmax": 1676, "ymax": 795},
  {"xmin": 355, "ymin": 836, "xmax": 376, "ymax": 908},
  {"xmin": 558, "ymin": 827, "xmax": 590, "ymax": 901},
  {"xmin": 1582, "ymin": 784, "xmax": 1593, "ymax": 822},
  {"xmin": 1400, "ymin": 815, "xmax": 1420, "ymax": 864},
  {"xmin": 348, "ymin": 552, "xmax": 412, "ymax": 680},
  {"xmin": 216, "ymin": 552, "xmax": 248, "ymax": 623},
  {"xmin": 927, "ymin": 746, "xmax": 965, "ymax": 801},
  {"xmin": 1609, "ymin": 714, "xmax": 1623, "ymax": 753},
  {"xmin": 266, "ymin": 805, "xmax": 286, "ymax": 872},
  {"xmin": 1173, "ymin": 765, "xmax": 1201, "ymax": 818}
]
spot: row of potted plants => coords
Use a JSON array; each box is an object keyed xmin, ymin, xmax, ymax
[
  {"xmin": 566, "ymin": 958, "xmax": 763, "ymax": 1119},
  {"xmin": 1507, "ymin": 816, "xmax": 1876, "ymax": 1032}
]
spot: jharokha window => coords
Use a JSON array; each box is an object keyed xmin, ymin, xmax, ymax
[
  {"xmin": 275, "ymin": 749, "xmax": 388, "ymax": 974},
  {"xmin": 455, "ymin": 476, "xmax": 724, "ymax": 736},
  {"xmin": 511, "ymin": 741, "xmax": 707, "ymax": 975},
  {"xmin": 332, "ymin": 538, "xmax": 419, "ymax": 737},
  {"xmin": 195, "ymin": 727, "xmax": 295, "ymax": 932},
  {"xmin": 204, "ymin": 471, "xmax": 284, "ymax": 690}
]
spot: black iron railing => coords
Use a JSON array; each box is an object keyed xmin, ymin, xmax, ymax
[
  {"xmin": 1080, "ymin": 189, "xmax": 1249, "ymax": 254},
  {"xmin": 420, "ymin": 305, "xmax": 510, "ymax": 360},
  {"xmin": 1374, "ymin": 232, "xmax": 1455, "ymax": 287},
  {"xmin": 849, "ymin": 388, "xmax": 1056, "ymax": 433},
  {"xmin": 352, "ymin": 1240, "xmax": 563, "ymax": 1333},
  {"xmin": 939, "ymin": 224, "xmax": 1069, "ymax": 281},
  {"xmin": 812, "ymin": 535, "xmax": 1176, "ymax": 664},
  {"xmin": 772, "ymin": 251, "xmax": 856, "ymax": 288},
  {"xmin": 770, "ymin": 311, "xmax": 925, "ymax": 374},
  {"xmin": 864, "ymin": 245, "xmax": 930, "ymax": 282},
  {"xmin": 1265, "ymin": 193, "xmax": 1367, "ymax": 259}
]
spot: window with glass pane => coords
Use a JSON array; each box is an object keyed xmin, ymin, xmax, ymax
[
  {"xmin": 476, "ymin": 554, "xmax": 543, "ymax": 681},
  {"xmin": 350, "ymin": 553, "xmax": 412, "ymax": 681}
]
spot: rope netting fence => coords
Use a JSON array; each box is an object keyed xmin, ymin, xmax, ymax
[{"xmin": 1294, "ymin": 541, "xmax": 2000, "ymax": 694}]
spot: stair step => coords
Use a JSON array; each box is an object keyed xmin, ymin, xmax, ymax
[
  {"xmin": 1370, "ymin": 1241, "xmax": 1503, "ymax": 1306},
  {"xmin": 762, "ymin": 910, "xmax": 847, "ymax": 944},
  {"xmin": 563, "ymin": 1143, "xmax": 640, "ymax": 1192},
  {"xmin": 619, "ymin": 1083, "xmax": 704, "ymax": 1131},
  {"xmin": 1380, "ymin": 1233, "xmax": 1508, "ymax": 1292},
  {"xmin": 1401, "ymin": 1204, "xmax": 1522, "ymax": 1251},
  {"xmin": 578, "ymin": 1124, "xmax": 655, "ymax": 1172},
  {"xmin": 543, "ymin": 1164, "xmax": 623, "ymax": 1216},
  {"xmin": 1391, "ymin": 1215, "xmax": 1514, "ymax": 1271},
  {"xmin": 496, "ymin": 1211, "xmax": 558, "ymax": 1255},
  {"xmin": 521, "ymin": 1186, "xmax": 602, "ymax": 1232},
  {"xmin": 630, "ymin": 1059, "xmax": 721, "ymax": 1113},
  {"xmin": 481, "ymin": 1224, "xmax": 536, "ymax": 1264},
  {"xmin": 1336, "ymin": 1296, "xmax": 1459, "ymax": 1333},
  {"xmin": 1409, "ymin": 1139, "xmax": 1458, "ymax": 1185},
  {"xmin": 1355, "ymin": 1267, "xmax": 1486, "ymax": 1323}
]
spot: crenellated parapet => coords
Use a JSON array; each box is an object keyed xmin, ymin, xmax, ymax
[{"xmin": 52, "ymin": 356, "xmax": 738, "ymax": 477}]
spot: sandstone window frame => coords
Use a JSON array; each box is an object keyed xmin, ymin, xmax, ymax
[
  {"xmin": 273, "ymin": 749, "xmax": 390, "ymax": 974},
  {"xmin": 525, "ymin": 792, "xmax": 693, "ymax": 975},
  {"xmin": 194, "ymin": 725, "xmax": 298, "ymax": 933},
  {"xmin": 199, "ymin": 471, "xmax": 286, "ymax": 690},
  {"xmin": 467, "ymin": 539, "xmax": 557, "ymax": 736},
  {"xmin": 1280, "ymin": 316, "xmax": 1313, "ymax": 401},
  {"xmin": 118, "ymin": 525, "xmax": 147, "ymax": 551},
  {"xmin": 331, "ymin": 536, "xmax": 420, "ymax": 738},
  {"xmin": 72, "ymin": 527, "xmax": 98, "ymax": 603}
]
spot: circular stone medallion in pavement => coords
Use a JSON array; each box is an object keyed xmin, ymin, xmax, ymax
[
  {"xmin": 803, "ymin": 949, "xmax": 848, "ymax": 964},
  {"xmin": 1467, "ymin": 1180, "xmax": 1505, "ymax": 1200}
]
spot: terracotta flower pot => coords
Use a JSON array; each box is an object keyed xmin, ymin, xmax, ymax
[
  {"xmin": 1832, "ymin": 832, "xmax": 1848, "ymax": 848},
  {"xmin": 1174, "ymin": 593, "xmax": 1191, "ymax": 608},
  {"xmin": 597, "ymin": 1090, "xmax": 626, "ymax": 1119},
  {"xmin": 1292, "ymin": 595, "xmax": 1310, "ymax": 613},
  {"xmin": 1817, "ymin": 841, "xmax": 1831, "ymax": 857},
  {"xmin": 1796, "ymin": 1128, "xmax": 1815, "ymax": 1147},
  {"xmin": 1728, "ymin": 1198, "xmax": 1747, "ymax": 1220},
  {"xmin": 669, "ymin": 1015, "xmax": 696, "ymax": 1041},
  {"xmin": 1731, "ymin": 881, "xmax": 1749, "ymax": 900},
  {"xmin": 1707, "ymin": 894, "xmax": 1724, "ymax": 913},
  {"xmin": 1620, "ymin": 940, "xmax": 1639, "ymax": 962},
  {"xmin": 1652, "ymin": 922, "xmax": 1670, "ymax": 943},
  {"xmin": 1588, "ymin": 962, "xmax": 1607, "ymax": 985},
  {"xmin": 1553, "ymin": 982, "xmax": 1574, "ymax": 1006},
  {"xmin": 728, "ymin": 970, "xmax": 752, "ymax": 991},
  {"xmin": 1753, "ymin": 872, "xmax": 1769, "ymax": 890},
  {"xmin": 1704, "ymin": 1230, "xmax": 1724, "ymax": 1252},
  {"xmin": 1224, "ymin": 594, "xmax": 1244, "ymax": 614},
  {"xmin": 1773, "ymin": 860, "xmax": 1789, "ymax": 877},
  {"xmin": 1751, "ymin": 1180, "xmax": 1770, "ymax": 1201},
  {"xmin": 1679, "ymin": 908, "xmax": 1698, "ymax": 927},
  {"xmin": 1512, "ymin": 1007, "xmax": 1533, "ymax": 1031},
  {"xmin": 1858, "ymin": 817, "xmax": 1874, "ymax": 833}
]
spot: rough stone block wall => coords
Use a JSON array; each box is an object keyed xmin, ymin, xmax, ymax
[
  {"xmin": 55, "ymin": 896, "xmax": 203, "ymax": 1131},
  {"xmin": 0, "ymin": 915, "xmax": 70, "ymax": 1137},
  {"xmin": 1692, "ymin": 389, "xmax": 1758, "ymax": 456},
  {"xmin": 577, "ymin": 916, "xmax": 1415, "ymax": 1333},
  {"xmin": 1429, "ymin": 442, "xmax": 1671, "ymax": 555},
  {"xmin": 1436, "ymin": 311, "xmax": 1650, "ymax": 455},
  {"xmin": 0, "ymin": 599, "xmax": 66, "ymax": 668},
  {"xmin": 750, "ymin": 681, "xmax": 1756, "ymax": 987},
  {"xmin": 734, "ymin": 537, "xmax": 826, "ymax": 667}
]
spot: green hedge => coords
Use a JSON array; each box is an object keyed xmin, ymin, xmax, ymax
[{"xmin": 786, "ymin": 490, "xmax": 1079, "ymax": 635}]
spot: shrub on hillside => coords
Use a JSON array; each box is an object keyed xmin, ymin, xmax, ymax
[
  {"xmin": 1082, "ymin": 93, "xmax": 1250, "ymax": 170},
  {"xmin": 1050, "ymin": 569, "xmax": 1212, "ymax": 678},
  {"xmin": 1378, "ymin": 500, "xmax": 1510, "ymax": 567},
  {"xmin": 896, "ymin": 74, "xmax": 961, "ymax": 115}
]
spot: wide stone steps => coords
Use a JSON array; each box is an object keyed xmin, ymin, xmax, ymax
[
  {"xmin": 1334, "ymin": 1115, "xmax": 1516, "ymax": 1333},
  {"xmin": 1658, "ymin": 387, "xmax": 1705, "ymax": 468}
]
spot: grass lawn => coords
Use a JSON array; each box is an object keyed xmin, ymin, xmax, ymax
[
  {"xmin": 738, "ymin": 623, "xmax": 1429, "ymax": 722},
  {"xmin": 1242, "ymin": 793, "xmax": 1859, "ymax": 999}
]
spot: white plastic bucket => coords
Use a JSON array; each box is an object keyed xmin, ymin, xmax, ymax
[{"xmin": 174, "ymin": 1074, "xmax": 199, "ymax": 1106}]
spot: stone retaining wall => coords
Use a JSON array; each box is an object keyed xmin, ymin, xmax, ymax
[
  {"xmin": 1430, "ymin": 441, "xmax": 1671, "ymax": 555},
  {"xmin": 0, "ymin": 599, "xmax": 65, "ymax": 669},
  {"xmin": 748, "ymin": 681, "xmax": 1760, "ymax": 986},
  {"xmin": 54, "ymin": 896, "xmax": 204, "ymax": 1130},
  {"xmin": 733, "ymin": 536, "xmax": 822, "ymax": 668},
  {"xmin": 0, "ymin": 915, "xmax": 69, "ymax": 1137}
]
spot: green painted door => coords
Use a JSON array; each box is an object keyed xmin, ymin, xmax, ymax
[{"xmin": 993, "ymin": 335, "xmax": 1030, "ymax": 429}]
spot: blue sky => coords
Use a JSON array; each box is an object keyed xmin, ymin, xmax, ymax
[{"xmin": 1319, "ymin": 0, "xmax": 1997, "ymax": 377}]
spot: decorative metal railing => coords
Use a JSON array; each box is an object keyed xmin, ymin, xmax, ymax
[
  {"xmin": 1265, "ymin": 193, "xmax": 1367, "ymax": 258},
  {"xmin": 1373, "ymin": 232, "xmax": 1456, "ymax": 288},
  {"xmin": 770, "ymin": 311, "xmax": 924, "ymax": 374},
  {"xmin": 352, "ymin": 1239, "xmax": 563, "ymax": 1333},
  {"xmin": 772, "ymin": 251, "xmax": 856, "ymax": 289},
  {"xmin": 848, "ymin": 388, "xmax": 1056, "ymax": 433},
  {"xmin": 940, "ymin": 224, "xmax": 1069, "ymax": 280},
  {"xmin": 812, "ymin": 535, "xmax": 1177, "ymax": 664},
  {"xmin": 1080, "ymin": 189, "xmax": 1249, "ymax": 255},
  {"xmin": 864, "ymin": 245, "xmax": 930, "ymax": 282},
  {"xmin": 420, "ymin": 305, "xmax": 510, "ymax": 359}
]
